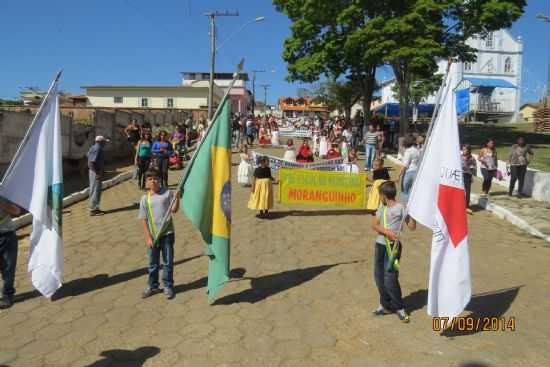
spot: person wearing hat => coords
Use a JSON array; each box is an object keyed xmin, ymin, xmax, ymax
[{"xmin": 87, "ymin": 136, "xmax": 110, "ymax": 216}]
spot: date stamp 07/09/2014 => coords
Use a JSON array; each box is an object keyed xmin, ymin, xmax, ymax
[{"xmin": 432, "ymin": 316, "xmax": 517, "ymax": 332}]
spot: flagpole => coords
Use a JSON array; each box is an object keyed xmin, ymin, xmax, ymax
[
  {"xmin": 177, "ymin": 58, "xmax": 245, "ymax": 189},
  {"xmin": 394, "ymin": 62, "xmax": 453, "ymax": 241},
  {"xmin": 0, "ymin": 70, "xmax": 63, "ymax": 187}
]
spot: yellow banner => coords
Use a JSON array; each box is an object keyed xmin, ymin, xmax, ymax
[{"xmin": 278, "ymin": 168, "xmax": 366, "ymax": 208}]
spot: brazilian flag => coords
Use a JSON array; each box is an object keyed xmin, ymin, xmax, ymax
[{"xmin": 179, "ymin": 97, "xmax": 232, "ymax": 303}]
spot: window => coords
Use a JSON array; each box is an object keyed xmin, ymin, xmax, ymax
[
  {"xmin": 464, "ymin": 62, "xmax": 472, "ymax": 72},
  {"xmin": 487, "ymin": 59, "xmax": 494, "ymax": 73},
  {"xmin": 486, "ymin": 32, "xmax": 494, "ymax": 49},
  {"xmin": 114, "ymin": 96, "xmax": 123, "ymax": 104},
  {"xmin": 141, "ymin": 98, "xmax": 148, "ymax": 107},
  {"xmin": 167, "ymin": 98, "xmax": 174, "ymax": 108},
  {"xmin": 505, "ymin": 57, "xmax": 513, "ymax": 73}
]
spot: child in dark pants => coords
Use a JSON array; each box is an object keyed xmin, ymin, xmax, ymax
[
  {"xmin": 461, "ymin": 144, "xmax": 477, "ymax": 213},
  {"xmin": 371, "ymin": 181, "xmax": 416, "ymax": 323},
  {"xmin": 138, "ymin": 169, "xmax": 180, "ymax": 300}
]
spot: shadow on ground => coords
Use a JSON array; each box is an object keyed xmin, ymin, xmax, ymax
[
  {"xmin": 173, "ymin": 268, "xmax": 246, "ymax": 295},
  {"xmin": 441, "ymin": 286, "xmax": 522, "ymax": 337},
  {"xmin": 84, "ymin": 346, "xmax": 160, "ymax": 367},
  {"xmin": 403, "ymin": 289, "xmax": 428, "ymax": 314},
  {"xmin": 214, "ymin": 261, "xmax": 364, "ymax": 305},
  {"xmin": 15, "ymin": 255, "xmax": 203, "ymax": 303},
  {"xmin": 102, "ymin": 202, "xmax": 139, "ymax": 215}
]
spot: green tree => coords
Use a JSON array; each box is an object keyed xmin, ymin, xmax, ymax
[
  {"xmin": 363, "ymin": 0, "xmax": 525, "ymax": 135},
  {"xmin": 312, "ymin": 79, "xmax": 363, "ymax": 123},
  {"xmin": 273, "ymin": 0, "xmax": 384, "ymax": 126},
  {"xmin": 391, "ymin": 73, "xmax": 443, "ymax": 121}
]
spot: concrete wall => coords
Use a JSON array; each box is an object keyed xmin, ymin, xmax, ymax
[{"xmin": 472, "ymin": 154, "xmax": 550, "ymax": 203}]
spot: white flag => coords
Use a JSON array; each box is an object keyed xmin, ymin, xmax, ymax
[
  {"xmin": 408, "ymin": 63, "xmax": 471, "ymax": 318},
  {"xmin": 0, "ymin": 72, "xmax": 64, "ymax": 298}
]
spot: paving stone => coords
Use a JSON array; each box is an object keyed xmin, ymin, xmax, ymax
[
  {"xmin": 274, "ymin": 340, "xmax": 312, "ymax": 360},
  {"xmin": 43, "ymin": 346, "xmax": 85, "ymax": 365}
]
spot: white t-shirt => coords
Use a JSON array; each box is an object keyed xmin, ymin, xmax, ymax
[{"xmin": 402, "ymin": 146, "xmax": 420, "ymax": 172}]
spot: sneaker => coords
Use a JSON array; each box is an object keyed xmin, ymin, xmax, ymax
[
  {"xmin": 372, "ymin": 305, "xmax": 391, "ymax": 316},
  {"xmin": 142, "ymin": 287, "xmax": 159, "ymax": 299},
  {"xmin": 164, "ymin": 287, "xmax": 175, "ymax": 300},
  {"xmin": 0, "ymin": 295, "xmax": 14, "ymax": 309},
  {"xmin": 89, "ymin": 209, "xmax": 105, "ymax": 216},
  {"xmin": 397, "ymin": 309, "xmax": 410, "ymax": 323}
]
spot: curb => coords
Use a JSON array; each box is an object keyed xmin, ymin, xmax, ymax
[
  {"xmin": 385, "ymin": 154, "xmax": 550, "ymax": 243},
  {"xmin": 472, "ymin": 193, "xmax": 550, "ymax": 243},
  {"xmin": 13, "ymin": 170, "xmax": 133, "ymax": 230}
]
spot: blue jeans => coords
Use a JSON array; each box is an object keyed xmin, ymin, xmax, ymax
[
  {"xmin": 147, "ymin": 233, "xmax": 175, "ymax": 289},
  {"xmin": 0, "ymin": 231, "xmax": 18, "ymax": 297},
  {"xmin": 400, "ymin": 170, "xmax": 417, "ymax": 203},
  {"xmin": 365, "ymin": 144, "xmax": 377, "ymax": 170}
]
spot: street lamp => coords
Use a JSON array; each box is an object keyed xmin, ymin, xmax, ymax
[
  {"xmin": 537, "ymin": 13, "xmax": 550, "ymax": 98},
  {"xmin": 251, "ymin": 69, "xmax": 275, "ymax": 115},
  {"xmin": 205, "ymin": 13, "xmax": 265, "ymax": 121}
]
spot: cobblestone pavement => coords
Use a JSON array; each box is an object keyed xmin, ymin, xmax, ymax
[
  {"xmin": 1, "ymin": 147, "xmax": 550, "ymax": 367},
  {"xmin": 471, "ymin": 179, "xmax": 550, "ymax": 239}
]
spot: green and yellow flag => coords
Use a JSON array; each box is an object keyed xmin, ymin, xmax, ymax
[{"xmin": 179, "ymin": 97, "xmax": 231, "ymax": 303}]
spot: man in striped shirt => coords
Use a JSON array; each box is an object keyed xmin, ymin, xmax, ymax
[{"xmin": 363, "ymin": 124, "xmax": 379, "ymax": 171}]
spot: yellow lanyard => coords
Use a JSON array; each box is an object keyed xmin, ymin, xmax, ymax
[
  {"xmin": 146, "ymin": 192, "xmax": 158, "ymax": 238},
  {"xmin": 383, "ymin": 207, "xmax": 400, "ymax": 271}
]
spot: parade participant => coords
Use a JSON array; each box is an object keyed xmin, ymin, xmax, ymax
[
  {"xmin": 319, "ymin": 133, "xmax": 329, "ymax": 158},
  {"xmin": 237, "ymin": 145, "xmax": 253, "ymax": 187},
  {"xmin": 348, "ymin": 147, "xmax": 358, "ymax": 163},
  {"xmin": 507, "ymin": 137, "xmax": 534, "ymax": 197},
  {"xmin": 372, "ymin": 158, "xmax": 390, "ymax": 181},
  {"xmin": 312, "ymin": 131, "xmax": 320, "ymax": 157},
  {"xmin": 364, "ymin": 124, "xmax": 378, "ymax": 171},
  {"xmin": 271, "ymin": 125, "xmax": 280, "ymax": 146},
  {"xmin": 245, "ymin": 115, "xmax": 255, "ymax": 146},
  {"xmin": 416, "ymin": 135, "xmax": 425, "ymax": 151},
  {"xmin": 461, "ymin": 144, "xmax": 477, "ymax": 213},
  {"xmin": 0, "ymin": 197, "xmax": 22, "ymax": 309},
  {"xmin": 232, "ymin": 114, "xmax": 241, "ymax": 147},
  {"xmin": 135, "ymin": 132, "xmax": 153, "ymax": 190},
  {"xmin": 296, "ymin": 139, "xmax": 314, "ymax": 162},
  {"xmin": 152, "ymin": 130, "xmax": 173, "ymax": 188},
  {"xmin": 170, "ymin": 125, "xmax": 186, "ymax": 152},
  {"xmin": 258, "ymin": 125, "xmax": 270, "ymax": 145},
  {"xmin": 342, "ymin": 156, "xmax": 360, "ymax": 174},
  {"xmin": 341, "ymin": 139, "xmax": 350, "ymax": 163},
  {"xmin": 366, "ymin": 159, "xmax": 390, "ymax": 212},
  {"xmin": 371, "ymin": 181, "xmax": 416, "ymax": 323},
  {"xmin": 138, "ymin": 169, "xmax": 180, "ymax": 300},
  {"xmin": 197, "ymin": 119, "xmax": 206, "ymax": 141},
  {"xmin": 396, "ymin": 136, "xmax": 419, "ymax": 203},
  {"xmin": 284, "ymin": 139, "xmax": 297, "ymax": 162},
  {"xmin": 326, "ymin": 143, "xmax": 341, "ymax": 159},
  {"xmin": 376, "ymin": 125, "xmax": 385, "ymax": 158},
  {"xmin": 87, "ymin": 135, "xmax": 109, "ymax": 216},
  {"xmin": 125, "ymin": 119, "xmax": 141, "ymax": 150},
  {"xmin": 248, "ymin": 157, "xmax": 275, "ymax": 218},
  {"xmin": 478, "ymin": 138, "xmax": 498, "ymax": 197}
]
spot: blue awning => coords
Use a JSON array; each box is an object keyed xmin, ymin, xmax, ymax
[{"xmin": 463, "ymin": 78, "xmax": 516, "ymax": 89}]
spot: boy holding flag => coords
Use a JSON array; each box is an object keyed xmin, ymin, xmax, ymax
[
  {"xmin": 371, "ymin": 181, "xmax": 416, "ymax": 323},
  {"xmin": 138, "ymin": 168, "xmax": 180, "ymax": 300}
]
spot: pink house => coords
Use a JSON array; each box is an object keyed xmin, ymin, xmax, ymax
[{"xmin": 181, "ymin": 72, "xmax": 250, "ymax": 115}]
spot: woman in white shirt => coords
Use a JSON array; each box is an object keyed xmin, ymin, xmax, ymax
[{"xmin": 397, "ymin": 136, "xmax": 420, "ymax": 203}]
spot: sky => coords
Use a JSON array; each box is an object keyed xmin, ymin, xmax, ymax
[{"xmin": 1, "ymin": 0, "xmax": 549, "ymax": 105}]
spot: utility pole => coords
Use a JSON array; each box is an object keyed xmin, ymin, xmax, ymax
[
  {"xmin": 260, "ymin": 84, "xmax": 270, "ymax": 114},
  {"xmin": 537, "ymin": 13, "xmax": 550, "ymax": 99},
  {"xmin": 205, "ymin": 10, "xmax": 239, "ymax": 121},
  {"xmin": 251, "ymin": 70, "xmax": 265, "ymax": 115}
]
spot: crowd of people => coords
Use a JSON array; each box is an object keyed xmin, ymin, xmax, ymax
[{"xmin": 0, "ymin": 112, "xmax": 537, "ymax": 312}]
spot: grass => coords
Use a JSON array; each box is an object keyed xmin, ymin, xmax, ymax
[{"xmin": 459, "ymin": 122, "xmax": 550, "ymax": 172}]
